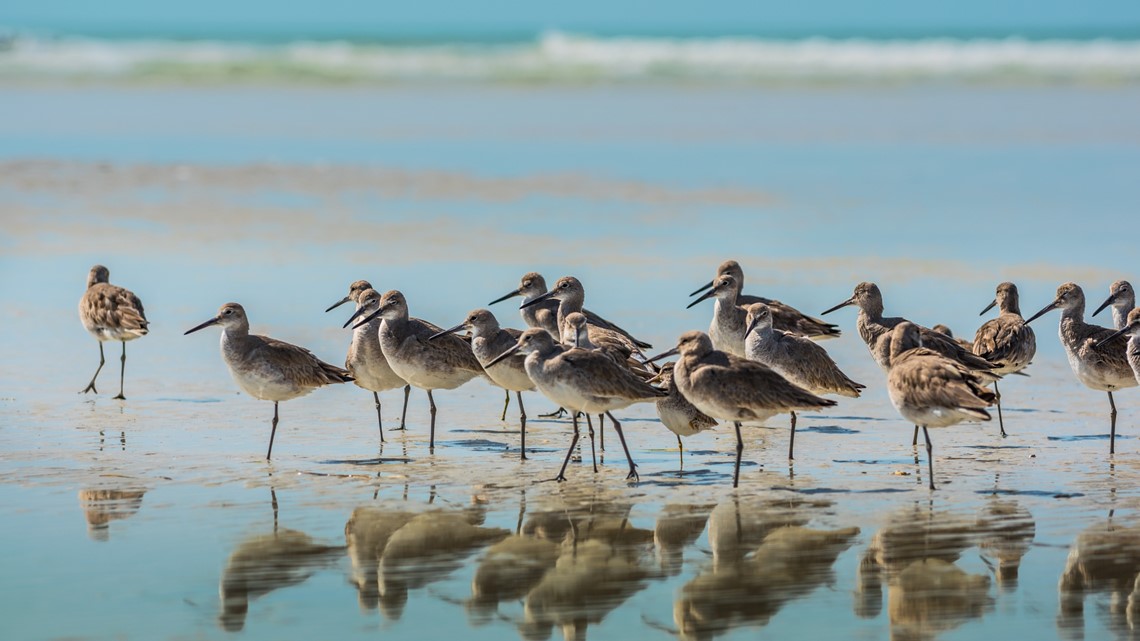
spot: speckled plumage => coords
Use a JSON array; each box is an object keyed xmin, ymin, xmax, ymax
[
  {"xmin": 78, "ymin": 264, "xmax": 149, "ymax": 399},
  {"xmin": 971, "ymin": 282, "xmax": 1036, "ymax": 437},
  {"xmin": 692, "ymin": 260, "xmax": 841, "ymax": 340}
]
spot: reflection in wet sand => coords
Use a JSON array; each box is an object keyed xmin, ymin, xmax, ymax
[
  {"xmin": 77, "ymin": 488, "xmax": 145, "ymax": 541},
  {"xmin": 670, "ymin": 495, "xmax": 857, "ymax": 640},
  {"xmin": 654, "ymin": 503, "xmax": 714, "ymax": 576},
  {"xmin": 976, "ymin": 499, "xmax": 1035, "ymax": 589},
  {"xmin": 1057, "ymin": 519, "xmax": 1140, "ymax": 640}
]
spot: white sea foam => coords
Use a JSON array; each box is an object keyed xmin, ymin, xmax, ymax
[{"xmin": 2, "ymin": 31, "xmax": 1139, "ymax": 82}]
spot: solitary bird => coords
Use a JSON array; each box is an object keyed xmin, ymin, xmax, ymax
[
  {"xmin": 649, "ymin": 362, "xmax": 717, "ymax": 470},
  {"xmin": 185, "ymin": 303, "xmax": 352, "ymax": 460},
  {"xmin": 1026, "ymin": 283, "xmax": 1137, "ymax": 454},
  {"xmin": 743, "ymin": 302, "xmax": 864, "ymax": 458},
  {"xmin": 650, "ymin": 331, "xmax": 836, "ymax": 487},
  {"xmin": 79, "ymin": 265, "xmax": 149, "ymax": 400},
  {"xmin": 346, "ymin": 290, "xmax": 485, "ymax": 451},
  {"xmin": 972, "ymin": 282, "xmax": 1036, "ymax": 437},
  {"xmin": 1092, "ymin": 280, "xmax": 1136, "ymax": 330},
  {"xmin": 340, "ymin": 287, "xmax": 413, "ymax": 442},
  {"xmin": 886, "ymin": 322, "xmax": 995, "ymax": 490},
  {"xmin": 690, "ymin": 259, "xmax": 840, "ymax": 339},
  {"xmin": 486, "ymin": 329, "xmax": 664, "ymax": 481},
  {"xmin": 430, "ymin": 308, "xmax": 534, "ymax": 459}
]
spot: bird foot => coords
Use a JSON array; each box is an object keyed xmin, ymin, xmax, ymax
[
  {"xmin": 112, "ymin": 394, "xmax": 126, "ymax": 400},
  {"xmin": 539, "ymin": 408, "xmax": 568, "ymax": 419},
  {"xmin": 626, "ymin": 468, "xmax": 640, "ymax": 482},
  {"xmin": 390, "ymin": 426, "xmax": 408, "ymax": 432},
  {"xmin": 81, "ymin": 385, "xmax": 97, "ymax": 394}
]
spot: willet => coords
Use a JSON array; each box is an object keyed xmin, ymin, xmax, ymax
[
  {"xmin": 184, "ymin": 303, "xmax": 352, "ymax": 460},
  {"xmin": 340, "ymin": 287, "xmax": 415, "ymax": 443},
  {"xmin": 649, "ymin": 362, "xmax": 717, "ymax": 470},
  {"xmin": 690, "ymin": 260, "xmax": 840, "ymax": 339},
  {"xmin": 822, "ymin": 282, "xmax": 997, "ymax": 374},
  {"xmin": 78, "ymin": 265, "xmax": 149, "ymax": 400},
  {"xmin": 486, "ymin": 329, "xmax": 665, "ymax": 481},
  {"xmin": 1025, "ymin": 282, "xmax": 1137, "ymax": 454},
  {"xmin": 886, "ymin": 322, "xmax": 995, "ymax": 490},
  {"xmin": 649, "ymin": 331, "xmax": 836, "ymax": 487},
  {"xmin": 1098, "ymin": 308, "xmax": 1140, "ymax": 384},
  {"xmin": 521, "ymin": 275, "xmax": 653, "ymax": 356},
  {"xmin": 327, "ymin": 279, "xmax": 413, "ymax": 432},
  {"xmin": 1093, "ymin": 280, "xmax": 1136, "ymax": 330},
  {"xmin": 346, "ymin": 290, "xmax": 484, "ymax": 450},
  {"xmin": 687, "ymin": 274, "xmax": 749, "ymax": 357},
  {"xmin": 973, "ymin": 282, "xmax": 1036, "ymax": 437},
  {"xmin": 430, "ymin": 308, "xmax": 534, "ymax": 460},
  {"xmin": 932, "ymin": 325, "xmax": 974, "ymax": 352},
  {"xmin": 743, "ymin": 302, "xmax": 864, "ymax": 458}
]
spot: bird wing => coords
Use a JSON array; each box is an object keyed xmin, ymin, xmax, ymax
[
  {"xmin": 690, "ymin": 358, "xmax": 835, "ymax": 411},
  {"xmin": 83, "ymin": 283, "xmax": 149, "ymax": 333},
  {"xmin": 250, "ymin": 335, "xmax": 353, "ymax": 385},
  {"xmin": 556, "ymin": 350, "xmax": 665, "ymax": 400},
  {"xmin": 890, "ymin": 352, "xmax": 993, "ymax": 410},
  {"xmin": 972, "ymin": 316, "xmax": 1034, "ymax": 366}
]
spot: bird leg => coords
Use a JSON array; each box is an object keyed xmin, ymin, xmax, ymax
[
  {"xmin": 373, "ymin": 392, "xmax": 385, "ymax": 443},
  {"xmin": 553, "ymin": 413, "xmax": 581, "ymax": 482},
  {"xmin": 1109, "ymin": 391, "xmax": 1118, "ymax": 455},
  {"xmin": 677, "ymin": 435, "xmax": 684, "ymax": 473},
  {"xmin": 789, "ymin": 410, "xmax": 797, "ymax": 460},
  {"xmin": 501, "ymin": 389, "xmax": 511, "ymax": 421},
  {"xmin": 427, "ymin": 390, "xmax": 437, "ymax": 451},
  {"xmin": 266, "ymin": 402, "xmax": 279, "ymax": 461},
  {"xmin": 606, "ymin": 412, "xmax": 638, "ymax": 481},
  {"xmin": 584, "ymin": 413, "xmax": 598, "ymax": 472},
  {"xmin": 598, "ymin": 413, "xmax": 605, "ymax": 451},
  {"xmin": 393, "ymin": 385, "xmax": 411, "ymax": 431},
  {"xmin": 994, "ymin": 380, "xmax": 1006, "ymax": 438},
  {"xmin": 517, "ymin": 392, "xmax": 528, "ymax": 461},
  {"xmin": 922, "ymin": 426, "xmax": 936, "ymax": 490},
  {"xmin": 733, "ymin": 422, "xmax": 744, "ymax": 489},
  {"xmin": 112, "ymin": 341, "xmax": 127, "ymax": 400},
  {"xmin": 82, "ymin": 342, "xmax": 105, "ymax": 394},
  {"xmin": 911, "ymin": 425, "xmax": 919, "ymax": 447}
]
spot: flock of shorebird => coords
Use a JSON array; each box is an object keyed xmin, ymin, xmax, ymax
[{"xmin": 78, "ymin": 261, "xmax": 1140, "ymax": 490}]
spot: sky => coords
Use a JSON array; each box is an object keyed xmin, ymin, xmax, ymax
[{"xmin": 2, "ymin": 0, "xmax": 1139, "ymax": 37}]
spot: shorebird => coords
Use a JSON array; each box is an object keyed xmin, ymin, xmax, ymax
[
  {"xmin": 185, "ymin": 303, "xmax": 352, "ymax": 460},
  {"xmin": 520, "ymin": 275, "xmax": 652, "ymax": 356},
  {"xmin": 430, "ymin": 308, "xmax": 534, "ymax": 459},
  {"xmin": 687, "ymin": 274, "xmax": 749, "ymax": 357},
  {"xmin": 78, "ymin": 265, "xmax": 149, "ymax": 399},
  {"xmin": 338, "ymin": 287, "xmax": 414, "ymax": 443},
  {"xmin": 973, "ymin": 282, "xmax": 1036, "ymax": 437},
  {"xmin": 1099, "ymin": 308, "xmax": 1140, "ymax": 384},
  {"xmin": 1093, "ymin": 280, "xmax": 1136, "ymax": 330},
  {"xmin": 690, "ymin": 260, "xmax": 840, "ymax": 339},
  {"xmin": 346, "ymin": 291, "xmax": 485, "ymax": 451},
  {"xmin": 486, "ymin": 329, "xmax": 665, "ymax": 481},
  {"xmin": 932, "ymin": 325, "xmax": 974, "ymax": 352},
  {"xmin": 489, "ymin": 272, "xmax": 649, "ymax": 348},
  {"xmin": 649, "ymin": 362, "xmax": 717, "ymax": 470},
  {"xmin": 743, "ymin": 302, "xmax": 864, "ymax": 458},
  {"xmin": 886, "ymin": 322, "xmax": 995, "ymax": 490},
  {"xmin": 1026, "ymin": 282, "xmax": 1137, "ymax": 454},
  {"xmin": 822, "ymin": 282, "xmax": 996, "ymax": 374},
  {"xmin": 649, "ymin": 331, "xmax": 836, "ymax": 487}
]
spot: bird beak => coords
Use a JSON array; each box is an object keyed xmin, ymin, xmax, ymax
[
  {"xmin": 1024, "ymin": 298, "xmax": 1060, "ymax": 325},
  {"xmin": 520, "ymin": 289, "xmax": 557, "ymax": 309},
  {"xmin": 485, "ymin": 342, "xmax": 522, "ymax": 368},
  {"xmin": 744, "ymin": 315, "xmax": 761, "ymax": 337},
  {"xmin": 345, "ymin": 306, "xmax": 380, "ymax": 329},
  {"xmin": 645, "ymin": 347, "xmax": 680, "ymax": 364},
  {"xmin": 1093, "ymin": 323, "xmax": 1134, "ymax": 351},
  {"xmin": 488, "ymin": 288, "xmax": 522, "ymax": 306},
  {"xmin": 1092, "ymin": 293, "xmax": 1118, "ymax": 318},
  {"xmin": 821, "ymin": 297, "xmax": 855, "ymax": 316},
  {"xmin": 184, "ymin": 316, "xmax": 220, "ymax": 335},
  {"xmin": 429, "ymin": 322, "xmax": 466, "ymax": 341},
  {"xmin": 325, "ymin": 295, "xmax": 352, "ymax": 313},
  {"xmin": 688, "ymin": 280, "xmax": 714, "ymax": 297},
  {"xmin": 686, "ymin": 287, "xmax": 719, "ymax": 310},
  {"xmin": 979, "ymin": 299, "xmax": 997, "ymax": 316}
]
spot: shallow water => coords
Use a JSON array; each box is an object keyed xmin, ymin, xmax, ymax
[{"xmin": 2, "ymin": 82, "xmax": 1140, "ymax": 640}]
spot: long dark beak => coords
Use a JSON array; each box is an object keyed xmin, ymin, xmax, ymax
[
  {"xmin": 1024, "ymin": 299, "xmax": 1060, "ymax": 325},
  {"xmin": 429, "ymin": 322, "xmax": 466, "ymax": 341},
  {"xmin": 1092, "ymin": 293, "xmax": 1117, "ymax": 318},
  {"xmin": 1093, "ymin": 324, "xmax": 1133, "ymax": 351},
  {"xmin": 821, "ymin": 297, "xmax": 855, "ymax": 316},
  {"xmin": 520, "ymin": 289, "xmax": 556, "ymax": 309},
  {"xmin": 744, "ymin": 315, "xmax": 761, "ymax": 337},
  {"xmin": 325, "ymin": 295, "xmax": 352, "ymax": 313},
  {"xmin": 689, "ymin": 280, "xmax": 714, "ymax": 297},
  {"xmin": 686, "ymin": 288, "xmax": 718, "ymax": 310},
  {"xmin": 488, "ymin": 288, "xmax": 521, "ymax": 306},
  {"xmin": 345, "ymin": 306, "xmax": 380, "ymax": 329},
  {"xmin": 485, "ymin": 342, "xmax": 522, "ymax": 368},
  {"xmin": 645, "ymin": 347, "xmax": 680, "ymax": 364},
  {"xmin": 184, "ymin": 316, "xmax": 220, "ymax": 335},
  {"xmin": 979, "ymin": 299, "xmax": 997, "ymax": 316}
]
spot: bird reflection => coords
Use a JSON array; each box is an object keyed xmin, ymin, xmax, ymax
[
  {"xmin": 654, "ymin": 503, "xmax": 714, "ymax": 576},
  {"xmin": 1057, "ymin": 519, "xmax": 1140, "ymax": 640},
  {"xmin": 77, "ymin": 487, "xmax": 145, "ymax": 541},
  {"xmin": 857, "ymin": 503, "xmax": 995, "ymax": 641},
  {"xmin": 975, "ymin": 499, "xmax": 1035, "ymax": 589},
  {"xmin": 346, "ymin": 500, "xmax": 510, "ymax": 622},
  {"xmin": 218, "ymin": 492, "xmax": 343, "ymax": 632}
]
